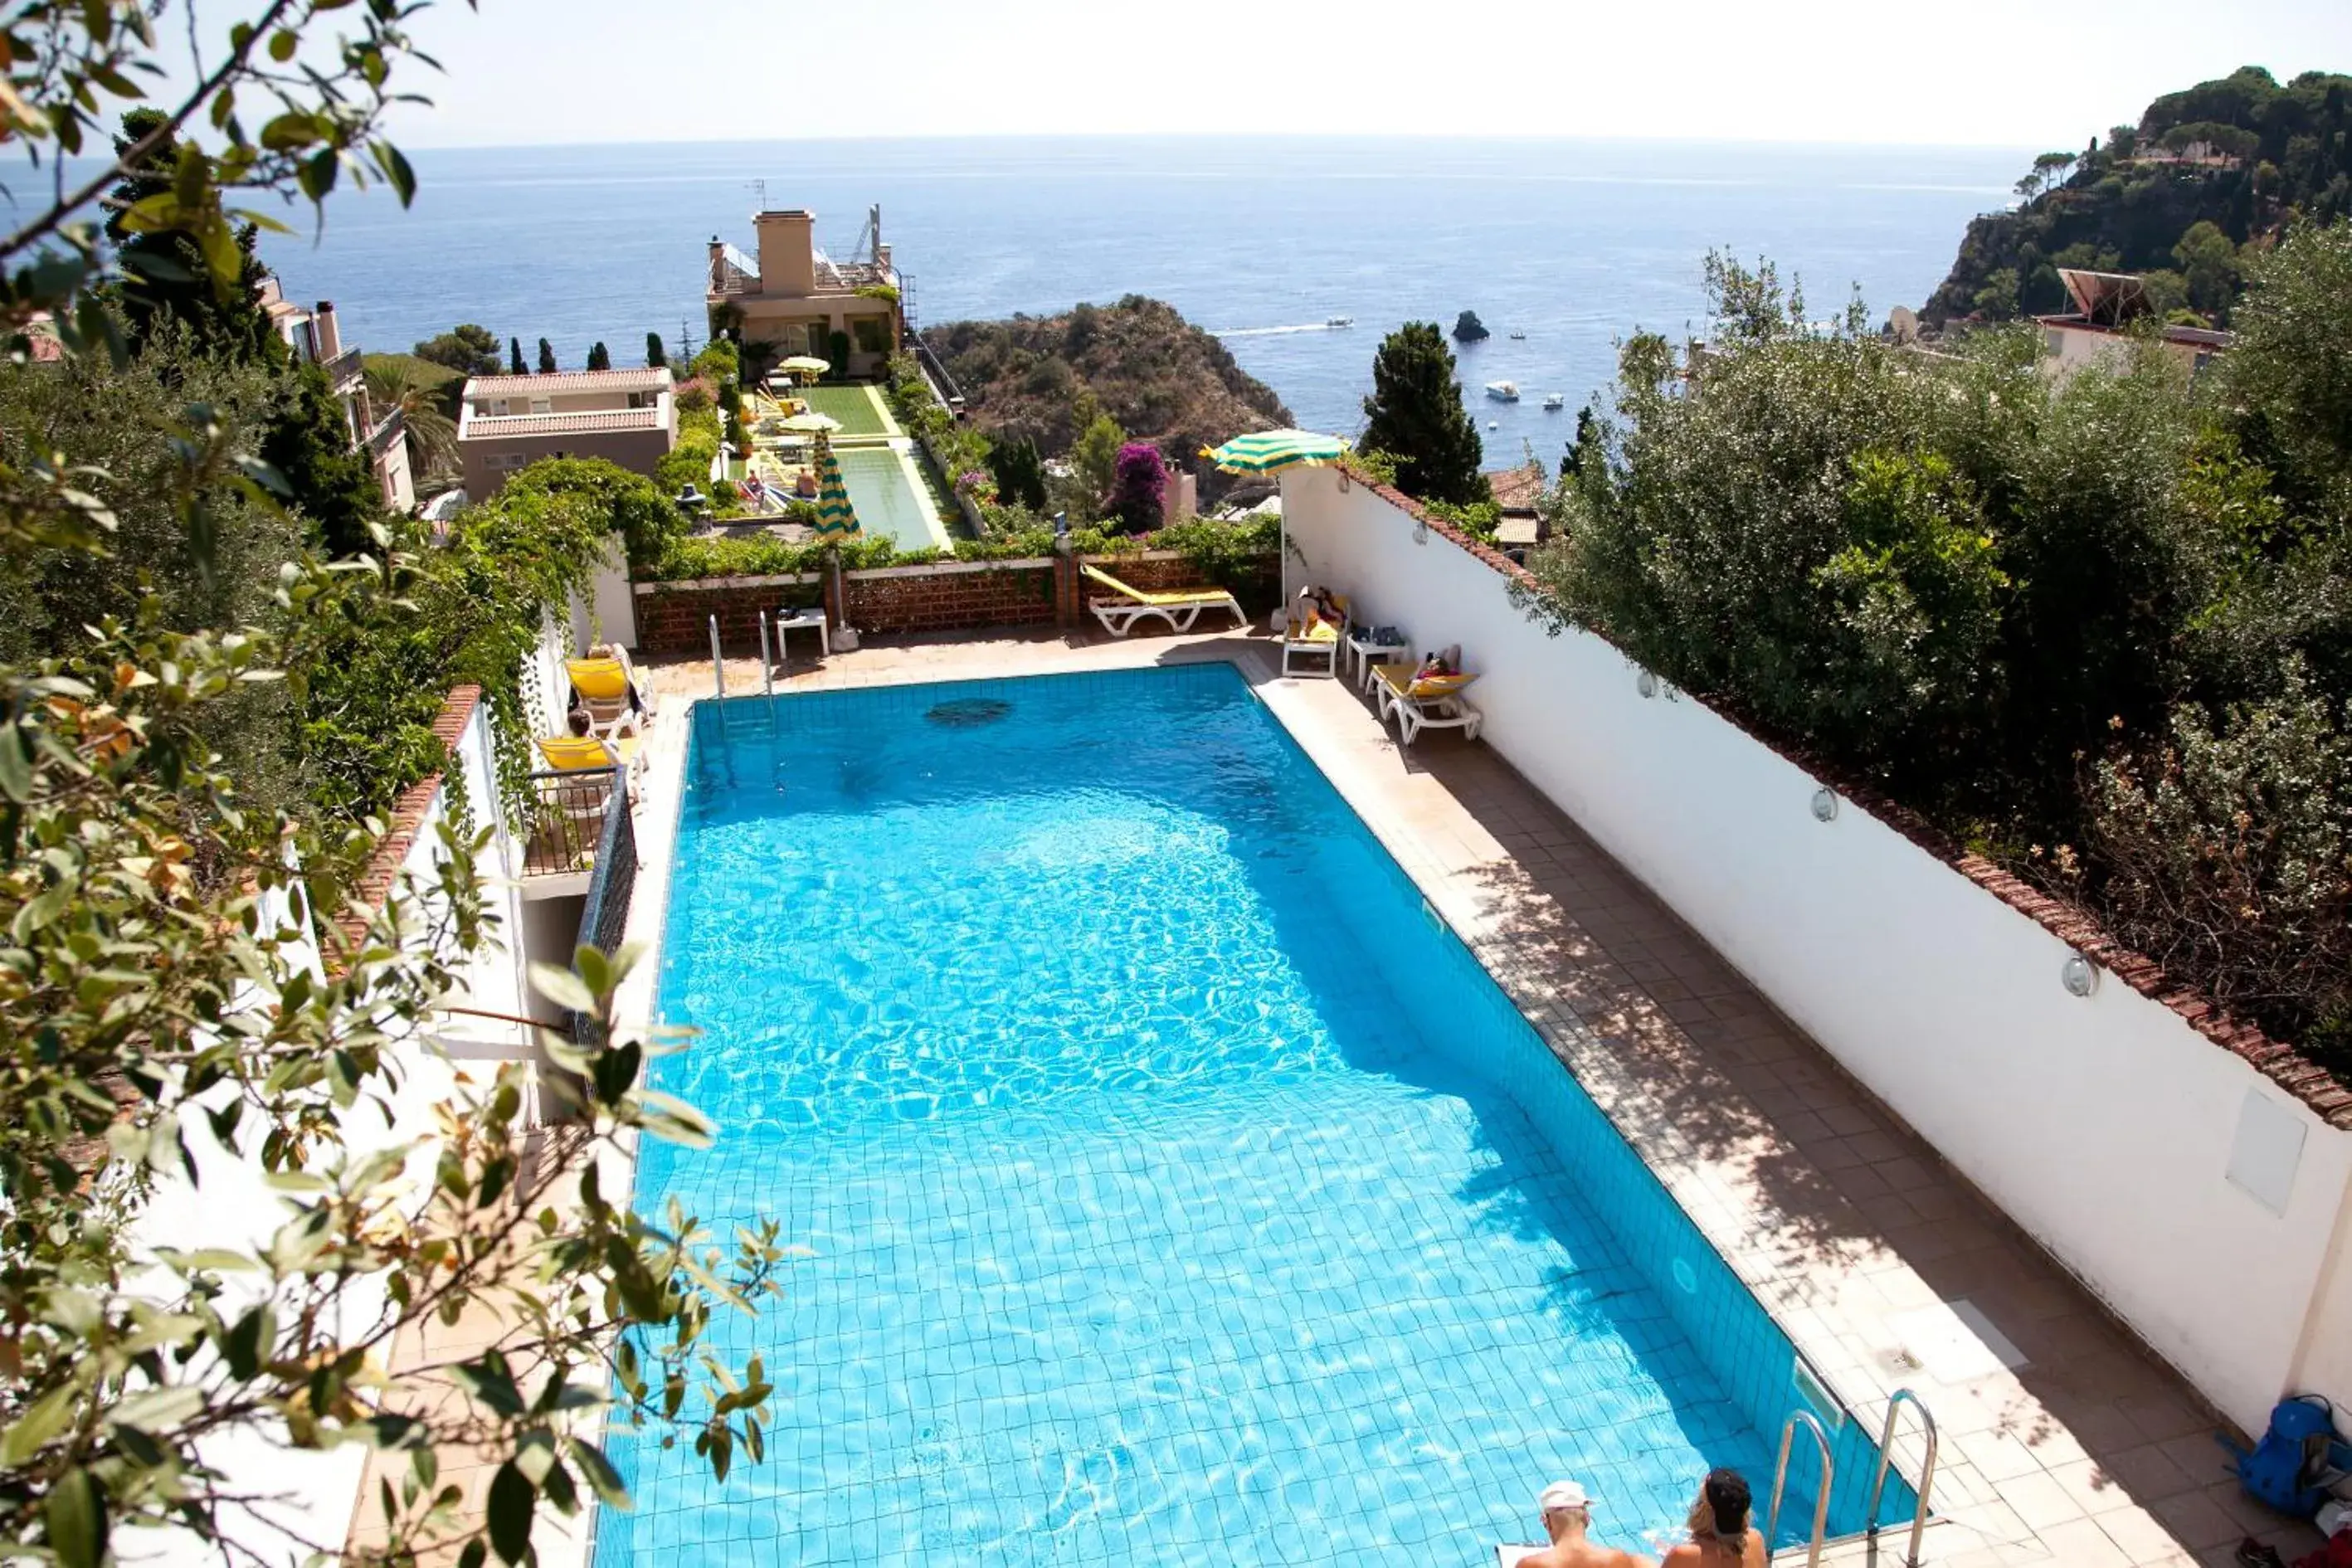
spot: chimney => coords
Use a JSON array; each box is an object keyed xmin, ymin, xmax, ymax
[
  {"xmin": 753, "ymin": 209, "xmax": 817, "ymax": 296},
  {"xmin": 313, "ymin": 300, "xmax": 342, "ymax": 362}
]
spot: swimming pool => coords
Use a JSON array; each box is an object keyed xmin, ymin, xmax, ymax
[{"xmin": 604, "ymin": 665, "xmax": 1910, "ymax": 1567}]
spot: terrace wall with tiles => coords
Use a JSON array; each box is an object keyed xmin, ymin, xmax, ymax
[{"xmin": 1283, "ymin": 464, "xmax": 2352, "ymax": 1436}]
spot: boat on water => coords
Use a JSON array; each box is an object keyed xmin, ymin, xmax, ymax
[
  {"xmin": 1327, "ymin": 315, "xmax": 1353, "ymax": 328},
  {"xmin": 1484, "ymin": 381, "xmax": 1521, "ymax": 402},
  {"xmin": 1508, "ymin": 329, "xmax": 1527, "ymax": 340},
  {"xmin": 1542, "ymin": 393, "xmax": 1566, "ymax": 411}
]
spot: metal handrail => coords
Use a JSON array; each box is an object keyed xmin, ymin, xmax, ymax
[
  {"xmin": 709, "ymin": 613, "xmax": 724, "ymax": 698},
  {"xmin": 1866, "ymin": 1389, "xmax": 1939, "ymax": 1568},
  {"xmin": 758, "ymin": 610, "xmax": 774, "ymax": 697},
  {"xmin": 1765, "ymin": 1409, "xmax": 1834, "ymax": 1568}
]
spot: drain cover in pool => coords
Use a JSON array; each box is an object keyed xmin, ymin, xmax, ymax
[{"xmin": 924, "ymin": 697, "xmax": 1014, "ymax": 728}]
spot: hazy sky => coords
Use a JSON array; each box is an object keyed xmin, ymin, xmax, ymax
[{"xmin": 386, "ymin": 0, "xmax": 2352, "ymax": 149}]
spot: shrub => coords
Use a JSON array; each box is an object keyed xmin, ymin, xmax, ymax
[
  {"xmin": 1108, "ymin": 442, "xmax": 1168, "ymax": 532},
  {"xmin": 2086, "ymin": 665, "xmax": 2352, "ymax": 1070},
  {"xmin": 691, "ymin": 338, "xmax": 739, "ymax": 385},
  {"xmin": 826, "ymin": 329, "xmax": 850, "ymax": 378}
]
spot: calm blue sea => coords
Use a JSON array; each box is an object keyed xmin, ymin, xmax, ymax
[{"xmin": 61, "ymin": 136, "xmax": 2026, "ymax": 459}]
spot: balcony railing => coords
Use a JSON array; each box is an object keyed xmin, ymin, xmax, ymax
[
  {"xmin": 365, "ymin": 406, "xmax": 406, "ymax": 455},
  {"xmin": 522, "ymin": 766, "xmax": 620, "ymax": 878},
  {"xmin": 320, "ymin": 344, "xmax": 363, "ymax": 389}
]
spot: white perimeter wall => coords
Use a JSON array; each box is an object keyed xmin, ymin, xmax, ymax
[
  {"xmin": 1284, "ymin": 465, "xmax": 2352, "ymax": 1435},
  {"xmin": 129, "ymin": 699, "xmax": 535, "ymax": 1566}
]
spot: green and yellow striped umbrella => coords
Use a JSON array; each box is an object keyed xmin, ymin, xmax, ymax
[
  {"xmin": 811, "ymin": 435, "xmax": 860, "ymax": 538},
  {"xmin": 1201, "ymin": 428, "xmax": 1347, "ymax": 475}
]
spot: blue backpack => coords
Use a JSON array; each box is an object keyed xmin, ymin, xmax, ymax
[{"xmin": 2222, "ymin": 1395, "xmax": 2350, "ymax": 1518}]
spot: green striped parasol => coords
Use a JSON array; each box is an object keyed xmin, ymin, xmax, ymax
[
  {"xmin": 1201, "ymin": 428, "xmax": 1347, "ymax": 475},
  {"xmin": 810, "ymin": 435, "xmax": 860, "ymax": 538}
]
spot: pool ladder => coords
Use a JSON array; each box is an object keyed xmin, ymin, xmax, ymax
[{"xmin": 1765, "ymin": 1388, "xmax": 1938, "ymax": 1566}]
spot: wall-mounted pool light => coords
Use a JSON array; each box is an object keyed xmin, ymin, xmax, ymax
[
  {"xmin": 1672, "ymin": 1257, "xmax": 1698, "ymax": 1294},
  {"xmin": 2061, "ymin": 952, "xmax": 2097, "ymax": 998},
  {"xmin": 1636, "ymin": 670, "xmax": 1658, "ymax": 699},
  {"xmin": 1810, "ymin": 787, "xmax": 1838, "ymax": 823}
]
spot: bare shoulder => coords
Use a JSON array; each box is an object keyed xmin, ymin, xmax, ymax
[
  {"xmin": 1614, "ymin": 1548, "xmax": 1659, "ymax": 1568},
  {"xmin": 1658, "ymin": 1546, "xmax": 1697, "ymax": 1568}
]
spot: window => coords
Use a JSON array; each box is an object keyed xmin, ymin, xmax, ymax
[
  {"xmin": 529, "ymin": 397, "xmax": 553, "ymax": 416},
  {"xmin": 626, "ymin": 391, "xmax": 647, "ymax": 409},
  {"xmin": 852, "ymin": 317, "xmax": 888, "ymax": 354},
  {"xmin": 489, "ymin": 398, "xmax": 510, "ymax": 416},
  {"xmin": 2043, "ymin": 329, "xmax": 2066, "ymax": 358}
]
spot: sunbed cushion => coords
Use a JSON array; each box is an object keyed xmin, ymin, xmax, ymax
[
  {"xmin": 538, "ymin": 735, "xmax": 618, "ymax": 772},
  {"xmin": 567, "ymin": 657, "xmax": 630, "ymax": 702}
]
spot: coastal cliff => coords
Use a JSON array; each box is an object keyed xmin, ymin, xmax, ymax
[
  {"xmin": 926, "ymin": 295, "xmax": 1293, "ymax": 459},
  {"xmin": 1923, "ymin": 65, "xmax": 2352, "ymax": 328}
]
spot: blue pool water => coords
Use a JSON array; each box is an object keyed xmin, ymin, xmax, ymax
[{"xmin": 605, "ymin": 665, "xmax": 1909, "ymax": 1568}]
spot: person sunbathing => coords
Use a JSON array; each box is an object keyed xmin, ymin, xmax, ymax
[{"xmin": 1517, "ymin": 1481, "xmax": 1651, "ymax": 1568}]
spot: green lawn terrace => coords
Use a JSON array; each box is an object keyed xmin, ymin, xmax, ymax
[{"xmin": 732, "ymin": 380, "xmax": 950, "ymax": 551}]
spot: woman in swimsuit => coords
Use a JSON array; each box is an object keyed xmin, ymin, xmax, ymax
[{"xmin": 1660, "ymin": 1469, "xmax": 1765, "ymax": 1568}]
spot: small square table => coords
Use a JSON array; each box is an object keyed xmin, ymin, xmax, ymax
[
  {"xmin": 1344, "ymin": 628, "xmax": 1410, "ymax": 691},
  {"xmin": 772, "ymin": 606, "xmax": 830, "ymax": 663}
]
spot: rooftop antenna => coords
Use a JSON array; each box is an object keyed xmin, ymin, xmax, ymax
[{"xmin": 747, "ymin": 178, "xmax": 768, "ymax": 214}]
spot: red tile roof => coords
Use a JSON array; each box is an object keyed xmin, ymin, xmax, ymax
[{"xmin": 1485, "ymin": 465, "xmax": 1546, "ymax": 514}]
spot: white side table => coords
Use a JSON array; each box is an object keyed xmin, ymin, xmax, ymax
[
  {"xmin": 1344, "ymin": 630, "xmax": 1410, "ymax": 692},
  {"xmin": 773, "ymin": 606, "xmax": 830, "ymax": 663}
]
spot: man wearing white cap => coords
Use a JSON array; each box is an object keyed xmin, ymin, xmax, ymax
[{"xmin": 1514, "ymin": 1479, "xmax": 1653, "ymax": 1568}]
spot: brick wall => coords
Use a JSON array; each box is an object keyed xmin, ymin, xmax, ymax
[
  {"xmin": 1081, "ymin": 551, "xmax": 1282, "ymax": 615},
  {"xmin": 846, "ymin": 562, "xmax": 1057, "ymax": 635},
  {"xmin": 632, "ymin": 547, "xmax": 1282, "ymax": 653},
  {"xmin": 635, "ymin": 576, "xmax": 821, "ymax": 655}
]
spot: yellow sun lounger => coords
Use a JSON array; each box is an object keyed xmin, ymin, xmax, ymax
[
  {"xmin": 564, "ymin": 652, "xmax": 647, "ymax": 738},
  {"xmin": 1371, "ymin": 663, "xmax": 1483, "ymax": 747},
  {"xmin": 1283, "ymin": 592, "xmax": 1349, "ymax": 678},
  {"xmin": 536, "ymin": 733, "xmax": 639, "ymax": 774},
  {"xmin": 1079, "ymin": 562, "xmax": 1246, "ymax": 638}
]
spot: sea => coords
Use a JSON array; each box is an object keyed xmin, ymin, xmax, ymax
[{"xmin": 232, "ymin": 138, "xmax": 2016, "ymax": 460}]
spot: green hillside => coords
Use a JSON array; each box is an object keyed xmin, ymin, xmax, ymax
[{"xmin": 1923, "ymin": 66, "xmax": 2352, "ymax": 327}]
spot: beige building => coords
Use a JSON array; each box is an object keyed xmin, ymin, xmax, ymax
[
  {"xmin": 256, "ymin": 278, "xmax": 416, "ymax": 512},
  {"xmin": 2035, "ymin": 268, "xmax": 2231, "ymax": 382},
  {"xmin": 455, "ymin": 368, "xmax": 678, "ymax": 498},
  {"xmin": 707, "ymin": 206, "xmax": 902, "ymax": 377}
]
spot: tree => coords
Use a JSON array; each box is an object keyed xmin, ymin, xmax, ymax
[
  {"xmin": 100, "ymin": 110, "xmax": 280, "ymax": 365},
  {"xmin": 1108, "ymin": 441, "xmax": 1169, "ymax": 532},
  {"xmin": 2223, "ymin": 219, "xmax": 2352, "ymax": 512},
  {"xmin": 537, "ymin": 337, "xmax": 558, "ymax": 374},
  {"xmin": 0, "ymin": 7, "xmax": 782, "ymax": 1561},
  {"xmin": 646, "ymin": 331, "xmax": 667, "ymax": 368},
  {"xmin": 2173, "ymin": 220, "xmax": 2242, "ymax": 318},
  {"xmin": 1361, "ymin": 322, "xmax": 1487, "ymax": 505},
  {"xmin": 1070, "ymin": 411, "xmax": 1128, "ymax": 504},
  {"xmin": 261, "ymin": 358, "xmax": 387, "ymax": 559},
  {"xmin": 587, "ymin": 340, "xmax": 612, "ymax": 372},
  {"xmin": 413, "ymin": 323, "xmax": 504, "ymax": 377},
  {"xmin": 509, "ymin": 335, "xmax": 528, "ymax": 376},
  {"xmin": 1971, "ymin": 267, "xmax": 2022, "ymax": 319},
  {"xmin": 987, "ymin": 434, "xmax": 1049, "ymax": 512},
  {"xmin": 367, "ymin": 359, "xmax": 461, "ymax": 485}
]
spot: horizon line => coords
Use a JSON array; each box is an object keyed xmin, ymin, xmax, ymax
[{"xmin": 378, "ymin": 129, "xmax": 2048, "ymax": 157}]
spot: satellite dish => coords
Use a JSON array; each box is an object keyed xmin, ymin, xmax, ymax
[{"xmin": 1888, "ymin": 306, "xmax": 1921, "ymax": 344}]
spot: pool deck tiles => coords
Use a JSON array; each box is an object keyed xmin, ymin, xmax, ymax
[{"xmin": 598, "ymin": 626, "xmax": 2325, "ymax": 1568}]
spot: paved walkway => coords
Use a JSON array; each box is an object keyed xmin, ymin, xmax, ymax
[{"xmin": 631, "ymin": 626, "xmax": 2323, "ymax": 1568}]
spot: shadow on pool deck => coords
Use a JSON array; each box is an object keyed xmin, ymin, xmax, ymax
[{"xmin": 1318, "ymin": 686, "xmax": 2324, "ymax": 1568}]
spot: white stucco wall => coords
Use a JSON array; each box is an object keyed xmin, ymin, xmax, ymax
[
  {"xmin": 1283, "ymin": 465, "xmax": 2352, "ymax": 1434},
  {"xmin": 129, "ymin": 699, "xmax": 533, "ymax": 1566}
]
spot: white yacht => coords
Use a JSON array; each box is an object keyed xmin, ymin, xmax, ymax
[
  {"xmin": 1327, "ymin": 315, "xmax": 1353, "ymax": 329},
  {"xmin": 1542, "ymin": 393, "xmax": 1566, "ymax": 411},
  {"xmin": 1484, "ymin": 381, "xmax": 1521, "ymax": 402}
]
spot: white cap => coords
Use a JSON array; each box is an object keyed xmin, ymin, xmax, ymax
[{"xmin": 1540, "ymin": 1481, "xmax": 1595, "ymax": 1515}]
